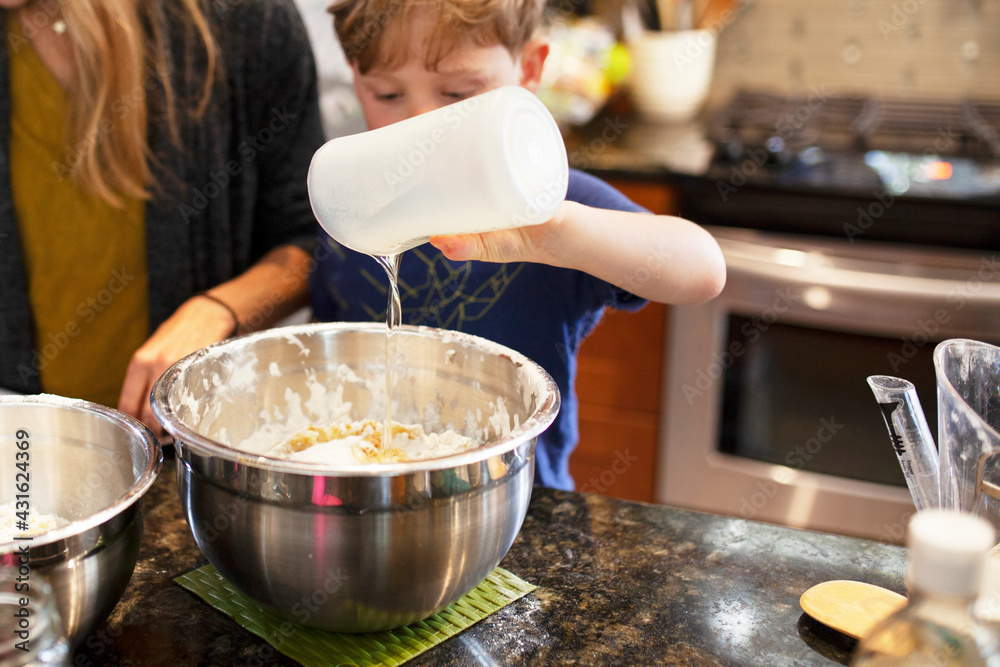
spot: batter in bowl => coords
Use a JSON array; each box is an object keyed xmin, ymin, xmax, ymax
[{"xmin": 264, "ymin": 418, "xmax": 475, "ymax": 466}]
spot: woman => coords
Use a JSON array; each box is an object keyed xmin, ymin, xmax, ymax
[{"xmin": 0, "ymin": 0, "xmax": 324, "ymax": 429}]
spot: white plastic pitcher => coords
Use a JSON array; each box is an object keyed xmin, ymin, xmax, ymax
[{"xmin": 307, "ymin": 86, "xmax": 569, "ymax": 256}]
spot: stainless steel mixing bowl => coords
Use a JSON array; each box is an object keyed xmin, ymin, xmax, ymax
[
  {"xmin": 151, "ymin": 323, "xmax": 560, "ymax": 632},
  {"xmin": 0, "ymin": 394, "xmax": 162, "ymax": 647}
]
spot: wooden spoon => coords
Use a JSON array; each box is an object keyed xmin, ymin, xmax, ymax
[{"xmin": 800, "ymin": 580, "xmax": 907, "ymax": 639}]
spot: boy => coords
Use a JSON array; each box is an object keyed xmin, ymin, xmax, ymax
[{"xmin": 311, "ymin": 0, "xmax": 727, "ymax": 490}]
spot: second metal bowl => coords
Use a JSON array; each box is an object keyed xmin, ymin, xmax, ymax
[{"xmin": 0, "ymin": 395, "xmax": 161, "ymax": 647}]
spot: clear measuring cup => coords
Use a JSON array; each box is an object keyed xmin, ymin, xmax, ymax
[
  {"xmin": 935, "ymin": 339, "xmax": 1000, "ymax": 532},
  {"xmin": 307, "ymin": 85, "xmax": 569, "ymax": 257}
]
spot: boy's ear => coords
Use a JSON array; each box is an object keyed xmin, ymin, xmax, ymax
[{"xmin": 518, "ymin": 38, "xmax": 549, "ymax": 93}]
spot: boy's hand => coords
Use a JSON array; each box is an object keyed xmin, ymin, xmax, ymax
[
  {"xmin": 429, "ymin": 229, "xmax": 532, "ymax": 263},
  {"xmin": 429, "ymin": 203, "xmax": 568, "ymax": 264}
]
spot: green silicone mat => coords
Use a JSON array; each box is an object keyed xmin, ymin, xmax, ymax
[{"xmin": 175, "ymin": 564, "xmax": 536, "ymax": 667}]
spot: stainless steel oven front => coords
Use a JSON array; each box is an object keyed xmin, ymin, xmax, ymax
[{"xmin": 657, "ymin": 227, "xmax": 1000, "ymax": 542}]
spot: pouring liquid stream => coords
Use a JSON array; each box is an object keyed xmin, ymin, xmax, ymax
[{"xmin": 374, "ymin": 253, "xmax": 402, "ymax": 449}]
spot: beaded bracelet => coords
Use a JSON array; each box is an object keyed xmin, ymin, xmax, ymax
[{"xmin": 195, "ymin": 292, "xmax": 241, "ymax": 338}]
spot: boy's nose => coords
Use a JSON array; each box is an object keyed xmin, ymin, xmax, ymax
[{"xmin": 407, "ymin": 96, "xmax": 443, "ymax": 118}]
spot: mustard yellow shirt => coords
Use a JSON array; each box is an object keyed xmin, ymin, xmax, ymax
[{"xmin": 9, "ymin": 16, "xmax": 149, "ymax": 407}]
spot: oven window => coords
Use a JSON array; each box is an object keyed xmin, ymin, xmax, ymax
[{"xmin": 718, "ymin": 314, "xmax": 940, "ymax": 488}]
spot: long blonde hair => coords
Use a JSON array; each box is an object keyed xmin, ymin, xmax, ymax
[{"xmin": 59, "ymin": 0, "xmax": 218, "ymax": 207}]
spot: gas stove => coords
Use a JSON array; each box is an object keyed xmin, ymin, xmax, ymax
[{"xmin": 675, "ymin": 90, "xmax": 1000, "ymax": 250}]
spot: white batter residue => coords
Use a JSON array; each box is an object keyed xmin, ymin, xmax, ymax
[
  {"xmin": 179, "ymin": 335, "xmax": 522, "ymax": 467},
  {"xmin": 0, "ymin": 504, "xmax": 69, "ymax": 542},
  {"xmin": 263, "ymin": 419, "xmax": 476, "ymax": 465}
]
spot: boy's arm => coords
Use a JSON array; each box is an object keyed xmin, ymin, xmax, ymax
[{"xmin": 430, "ymin": 201, "xmax": 727, "ymax": 305}]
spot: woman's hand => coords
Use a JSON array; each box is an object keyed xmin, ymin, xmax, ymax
[
  {"xmin": 115, "ymin": 244, "xmax": 312, "ymax": 434},
  {"xmin": 116, "ymin": 295, "xmax": 237, "ymax": 433}
]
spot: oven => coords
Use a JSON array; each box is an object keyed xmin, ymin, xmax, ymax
[{"xmin": 655, "ymin": 91, "xmax": 1000, "ymax": 543}]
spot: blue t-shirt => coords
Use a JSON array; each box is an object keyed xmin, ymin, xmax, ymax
[{"xmin": 310, "ymin": 169, "xmax": 648, "ymax": 489}]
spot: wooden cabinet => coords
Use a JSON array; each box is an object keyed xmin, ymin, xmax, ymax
[{"xmin": 569, "ymin": 180, "xmax": 677, "ymax": 503}]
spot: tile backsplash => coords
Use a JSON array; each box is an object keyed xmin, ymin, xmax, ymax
[{"xmin": 703, "ymin": 0, "xmax": 1000, "ymax": 106}]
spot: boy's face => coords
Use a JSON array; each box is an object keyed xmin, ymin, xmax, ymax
[{"xmin": 351, "ymin": 13, "xmax": 548, "ymax": 130}]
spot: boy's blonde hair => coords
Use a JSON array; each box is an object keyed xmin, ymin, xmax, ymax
[{"xmin": 328, "ymin": 0, "xmax": 546, "ymax": 73}]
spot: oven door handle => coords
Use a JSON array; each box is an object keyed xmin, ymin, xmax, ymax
[{"xmin": 715, "ymin": 234, "xmax": 1000, "ymax": 332}]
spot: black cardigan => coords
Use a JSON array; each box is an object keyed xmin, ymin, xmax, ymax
[{"xmin": 0, "ymin": 0, "xmax": 325, "ymax": 393}]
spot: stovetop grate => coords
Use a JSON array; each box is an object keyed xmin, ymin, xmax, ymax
[{"xmin": 710, "ymin": 90, "xmax": 1000, "ymax": 161}]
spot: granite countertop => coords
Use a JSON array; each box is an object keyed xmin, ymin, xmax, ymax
[{"xmin": 73, "ymin": 452, "xmax": 905, "ymax": 666}]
